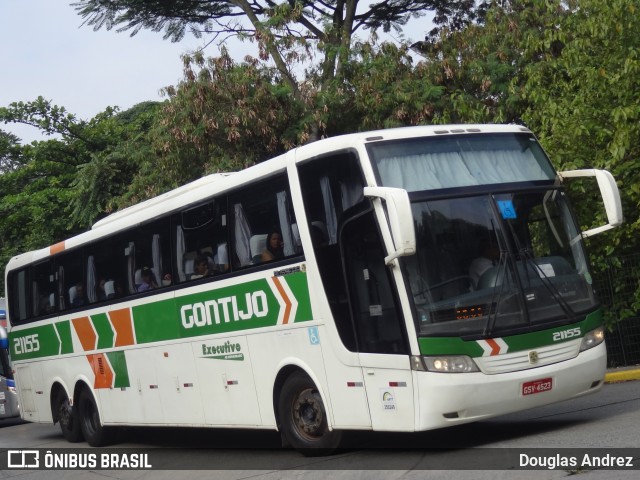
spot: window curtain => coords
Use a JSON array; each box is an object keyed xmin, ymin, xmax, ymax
[
  {"xmin": 277, "ymin": 191, "xmax": 295, "ymax": 257},
  {"xmin": 152, "ymin": 234, "xmax": 162, "ymax": 283},
  {"xmin": 126, "ymin": 242, "xmax": 136, "ymax": 294},
  {"xmin": 320, "ymin": 176, "xmax": 338, "ymax": 244},
  {"xmin": 234, "ymin": 203, "xmax": 252, "ymax": 266},
  {"xmin": 376, "ymin": 149, "xmax": 550, "ymax": 192},
  {"xmin": 86, "ymin": 255, "xmax": 97, "ymax": 303},
  {"xmin": 176, "ymin": 226, "xmax": 186, "ymax": 282}
]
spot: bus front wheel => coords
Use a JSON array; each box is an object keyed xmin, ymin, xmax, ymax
[
  {"xmin": 278, "ymin": 371, "xmax": 342, "ymax": 456},
  {"xmin": 78, "ymin": 388, "xmax": 114, "ymax": 447},
  {"xmin": 54, "ymin": 389, "xmax": 83, "ymax": 443}
]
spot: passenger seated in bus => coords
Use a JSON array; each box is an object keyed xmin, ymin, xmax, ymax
[
  {"xmin": 190, "ymin": 255, "xmax": 210, "ymax": 279},
  {"xmin": 162, "ymin": 273, "xmax": 172, "ymax": 287},
  {"xmin": 97, "ymin": 278, "xmax": 107, "ymax": 301},
  {"xmin": 71, "ymin": 283, "xmax": 86, "ymax": 307},
  {"xmin": 261, "ymin": 231, "xmax": 284, "ymax": 262},
  {"xmin": 137, "ymin": 267, "xmax": 158, "ymax": 292},
  {"xmin": 469, "ymin": 239, "xmax": 500, "ymax": 289}
]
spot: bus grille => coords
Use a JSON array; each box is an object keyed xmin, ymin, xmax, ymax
[{"xmin": 474, "ymin": 339, "xmax": 581, "ymax": 374}]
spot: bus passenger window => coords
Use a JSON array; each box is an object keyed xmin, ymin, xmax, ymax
[
  {"xmin": 175, "ymin": 200, "xmax": 227, "ymax": 281},
  {"xmin": 31, "ymin": 261, "xmax": 55, "ymax": 316},
  {"xmin": 230, "ymin": 175, "xmax": 298, "ymax": 269}
]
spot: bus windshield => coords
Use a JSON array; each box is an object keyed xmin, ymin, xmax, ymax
[
  {"xmin": 402, "ymin": 189, "xmax": 596, "ymax": 337},
  {"xmin": 367, "ymin": 132, "xmax": 597, "ymax": 338}
]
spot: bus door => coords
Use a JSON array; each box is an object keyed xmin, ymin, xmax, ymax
[{"xmin": 340, "ymin": 208, "xmax": 415, "ymax": 431}]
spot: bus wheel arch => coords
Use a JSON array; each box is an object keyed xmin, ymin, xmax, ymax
[
  {"xmin": 50, "ymin": 382, "xmax": 83, "ymax": 443},
  {"xmin": 274, "ymin": 367, "xmax": 342, "ymax": 456}
]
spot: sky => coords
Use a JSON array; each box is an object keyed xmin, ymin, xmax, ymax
[
  {"xmin": 0, "ymin": 1, "xmax": 214, "ymax": 143},
  {"xmin": 1, "ymin": 1, "xmax": 428, "ymax": 144}
]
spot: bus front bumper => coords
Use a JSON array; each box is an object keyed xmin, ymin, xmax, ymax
[{"xmin": 415, "ymin": 341, "xmax": 606, "ymax": 431}]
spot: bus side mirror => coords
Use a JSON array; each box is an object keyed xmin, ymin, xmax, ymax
[
  {"xmin": 558, "ymin": 169, "xmax": 623, "ymax": 237},
  {"xmin": 364, "ymin": 186, "xmax": 416, "ymax": 265}
]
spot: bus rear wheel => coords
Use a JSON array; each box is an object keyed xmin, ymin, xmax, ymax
[
  {"xmin": 78, "ymin": 388, "xmax": 114, "ymax": 447},
  {"xmin": 278, "ymin": 371, "xmax": 342, "ymax": 456},
  {"xmin": 54, "ymin": 389, "xmax": 83, "ymax": 443}
]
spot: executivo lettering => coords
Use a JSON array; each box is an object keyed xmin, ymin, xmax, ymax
[
  {"xmin": 181, "ymin": 290, "xmax": 268, "ymax": 329},
  {"xmin": 201, "ymin": 341, "xmax": 245, "ymax": 361}
]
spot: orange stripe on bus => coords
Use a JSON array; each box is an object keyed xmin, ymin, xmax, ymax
[
  {"xmin": 86, "ymin": 354, "xmax": 113, "ymax": 389},
  {"xmin": 72, "ymin": 316, "xmax": 96, "ymax": 351},
  {"xmin": 109, "ymin": 308, "xmax": 135, "ymax": 347},
  {"xmin": 485, "ymin": 338, "xmax": 501, "ymax": 356},
  {"xmin": 271, "ymin": 277, "xmax": 292, "ymax": 324},
  {"xmin": 50, "ymin": 241, "xmax": 66, "ymax": 255}
]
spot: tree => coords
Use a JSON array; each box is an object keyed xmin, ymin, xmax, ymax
[
  {"xmin": 0, "ymin": 130, "xmax": 23, "ymax": 173},
  {"xmin": 72, "ymin": 0, "xmax": 483, "ymax": 137},
  {"xmin": 144, "ymin": 50, "xmax": 304, "ymax": 191},
  {"xmin": 514, "ymin": 0, "xmax": 640, "ymax": 320}
]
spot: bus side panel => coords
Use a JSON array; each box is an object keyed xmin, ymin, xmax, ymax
[
  {"xmin": 194, "ymin": 334, "xmax": 262, "ymax": 426},
  {"xmin": 15, "ymin": 363, "xmax": 48, "ymax": 423},
  {"xmin": 96, "ymin": 348, "xmax": 161, "ymax": 425},
  {"xmin": 319, "ymin": 331, "xmax": 372, "ymax": 429},
  {"xmin": 248, "ymin": 325, "xmax": 328, "ymax": 429},
  {"xmin": 100, "ymin": 343, "xmax": 205, "ymax": 426}
]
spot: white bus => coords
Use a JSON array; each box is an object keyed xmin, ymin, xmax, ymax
[{"xmin": 5, "ymin": 125, "xmax": 622, "ymax": 453}]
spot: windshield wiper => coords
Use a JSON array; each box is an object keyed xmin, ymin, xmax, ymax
[{"xmin": 482, "ymin": 250, "xmax": 509, "ymax": 337}]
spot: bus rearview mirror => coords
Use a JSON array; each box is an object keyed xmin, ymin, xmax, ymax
[
  {"xmin": 558, "ymin": 169, "xmax": 623, "ymax": 237},
  {"xmin": 363, "ymin": 186, "xmax": 416, "ymax": 265}
]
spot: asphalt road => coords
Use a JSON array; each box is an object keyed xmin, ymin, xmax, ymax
[{"xmin": 1, "ymin": 380, "xmax": 639, "ymax": 479}]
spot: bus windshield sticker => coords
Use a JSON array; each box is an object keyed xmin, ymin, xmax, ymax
[{"xmin": 497, "ymin": 200, "xmax": 517, "ymax": 219}]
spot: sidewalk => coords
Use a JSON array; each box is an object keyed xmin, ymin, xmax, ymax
[{"xmin": 604, "ymin": 365, "xmax": 640, "ymax": 383}]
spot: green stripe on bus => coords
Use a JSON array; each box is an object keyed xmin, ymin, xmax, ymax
[
  {"xmin": 92, "ymin": 313, "xmax": 115, "ymax": 350},
  {"xmin": 287, "ymin": 272, "xmax": 314, "ymax": 322},
  {"xmin": 10, "ymin": 324, "xmax": 61, "ymax": 361},
  {"xmin": 132, "ymin": 275, "xmax": 313, "ymax": 344},
  {"xmin": 107, "ymin": 351, "xmax": 130, "ymax": 388},
  {"xmin": 55, "ymin": 320, "xmax": 73, "ymax": 355},
  {"xmin": 91, "ymin": 313, "xmax": 115, "ymax": 350},
  {"xmin": 418, "ymin": 310, "xmax": 604, "ymax": 356}
]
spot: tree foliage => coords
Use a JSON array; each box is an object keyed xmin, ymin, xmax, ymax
[{"xmin": 72, "ymin": 1, "xmax": 484, "ymax": 120}]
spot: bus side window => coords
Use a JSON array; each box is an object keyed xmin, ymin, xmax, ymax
[
  {"xmin": 230, "ymin": 175, "xmax": 298, "ymax": 269},
  {"xmin": 9, "ymin": 269, "xmax": 29, "ymax": 323},
  {"xmin": 31, "ymin": 261, "xmax": 55, "ymax": 316},
  {"xmin": 175, "ymin": 199, "xmax": 227, "ymax": 281}
]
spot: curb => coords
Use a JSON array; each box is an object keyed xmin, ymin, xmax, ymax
[{"xmin": 604, "ymin": 368, "xmax": 640, "ymax": 383}]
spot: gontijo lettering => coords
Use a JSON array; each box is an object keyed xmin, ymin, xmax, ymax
[{"xmin": 181, "ymin": 291, "xmax": 268, "ymax": 329}]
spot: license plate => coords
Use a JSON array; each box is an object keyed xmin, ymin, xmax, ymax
[{"xmin": 522, "ymin": 377, "xmax": 553, "ymax": 396}]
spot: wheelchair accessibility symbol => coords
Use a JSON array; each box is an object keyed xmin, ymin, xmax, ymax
[{"xmin": 308, "ymin": 327, "xmax": 320, "ymax": 345}]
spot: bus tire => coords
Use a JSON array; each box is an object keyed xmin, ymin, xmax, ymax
[
  {"xmin": 78, "ymin": 388, "xmax": 114, "ymax": 447},
  {"xmin": 278, "ymin": 371, "xmax": 342, "ymax": 456},
  {"xmin": 54, "ymin": 389, "xmax": 83, "ymax": 443}
]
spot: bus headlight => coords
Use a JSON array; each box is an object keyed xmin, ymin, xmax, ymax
[
  {"xmin": 580, "ymin": 326, "xmax": 605, "ymax": 352},
  {"xmin": 422, "ymin": 355, "xmax": 479, "ymax": 373}
]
